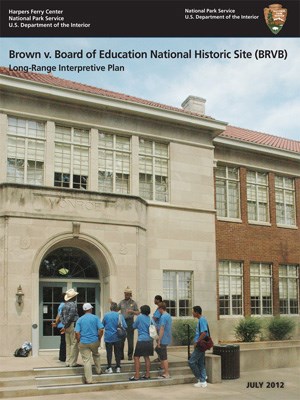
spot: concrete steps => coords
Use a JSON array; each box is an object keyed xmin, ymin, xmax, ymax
[{"xmin": 0, "ymin": 361, "xmax": 195, "ymax": 398}]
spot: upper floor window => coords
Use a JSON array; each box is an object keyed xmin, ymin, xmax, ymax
[
  {"xmin": 215, "ymin": 166, "xmax": 240, "ymax": 219},
  {"xmin": 275, "ymin": 176, "xmax": 296, "ymax": 226},
  {"xmin": 163, "ymin": 270, "xmax": 193, "ymax": 317},
  {"xmin": 139, "ymin": 139, "xmax": 169, "ymax": 202},
  {"xmin": 219, "ymin": 261, "xmax": 243, "ymax": 316},
  {"xmin": 247, "ymin": 171, "xmax": 269, "ymax": 223},
  {"xmin": 7, "ymin": 116, "xmax": 45, "ymax": 185},
  {"xmin": 98, "ymin": 133, "xmax": 131, "ymax": 194},
  {"xmin": 279, "ymin": 265, "xmax": 299, "ymax": 315},
  {"xmin": 250, "ymin": 263, "xmax": 273, "ymax": 315},
  {"xmin": 54, "ymin": 126, "xmax": 89, "ymax": 190}
]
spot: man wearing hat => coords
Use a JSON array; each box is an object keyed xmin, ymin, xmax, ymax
[
  {"xmin": 75, "ymin": 303, "xmax": 104, "ymax": 384},
  {"xmin": 60, "ymin": 288, "xmax": 80, "ymax": 367},
  {"xmin": 117, "ymin": 287, "xmax": 139, "ymax": 361}
]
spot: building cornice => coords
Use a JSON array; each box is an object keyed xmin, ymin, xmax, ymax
[
  {"xmin": 0, "ymin": 74, "xmax": 228, "ymax": 136},
  {"xmin": 214, "ymin": 136, "xmax": 300, "ymax": 162}
]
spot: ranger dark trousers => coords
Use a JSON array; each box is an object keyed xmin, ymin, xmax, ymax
[{"xmin": 121, "ymin": 318, "xmax": 134, "ymax": 359}]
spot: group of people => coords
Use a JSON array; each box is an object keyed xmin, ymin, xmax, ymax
[{"xmin": 52, "ymin": 286, "xmax": 209, "ymax": 388}]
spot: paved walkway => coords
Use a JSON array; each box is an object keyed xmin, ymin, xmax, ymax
[{"xmin": 1, "ymin": 350, "xmax": 299, "ymax": 400}]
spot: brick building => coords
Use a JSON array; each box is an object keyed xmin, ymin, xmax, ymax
[
  {"xmin": 0, "ymin": 67, "xmax": 299, "ymax": 355},
  {"xmin": 214, "ymin": 128, "xmax": 300, "ymax": 338}
]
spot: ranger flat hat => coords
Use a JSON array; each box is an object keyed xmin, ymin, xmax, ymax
[{"xmin": 124, "ymin": 286, "xmax": 132, "ymax": 293}]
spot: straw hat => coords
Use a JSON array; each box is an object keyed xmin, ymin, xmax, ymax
[
  {"xmin": 64, "ymin": 288, "xmax": 79, "ymax": 301},
  {"xmin": 124, "ymin": 286, "xmax": 132, "ymax": 294}
]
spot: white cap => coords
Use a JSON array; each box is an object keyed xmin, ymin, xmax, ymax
[{"xmin": 83, "ymin": 303, "xmax": 93, "ymax": 311}]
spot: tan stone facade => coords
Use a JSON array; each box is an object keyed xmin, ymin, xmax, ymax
[{"xmin": 0, "ymin": 73, "xmax": 226, "ymax": 356}]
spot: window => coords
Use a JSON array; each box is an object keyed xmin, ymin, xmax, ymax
[
  {"xmin": 98, "ymin": 133, "xmax": 130, "ymax": 194},
  {"xmin": 215, "ymin": 166, "xmax": 240, "ymax": 218},
  {"xmin": 54, "ymin": 126, "xmax": 89, "ymax": 189},
  {"xmin": 275, "ymin": 176, "xmax": 296, "ymax": 226},
  {"xmin": 7, "ymin": 116, "xmax": 45, "ymax": 185},
  {"xmin": 139, "ymin": 139, "xmax": 169, "ymax": 202},
  {"xmin": 250, "ymin": 263, "xmax": 272, "ymax": 315},
  {"xmin": 40, "ymin": 247, "xmax": 99, "ymax": 279},
  {"xmin": 247, "ymin": 171, "xmax": 269, "ymax": 222},
  {"xmin": 279, "ymin": 265, "xmax": 299, "ymax": 315},
  {"xmin": 219, "ymin": 261, "xmax": 243, "ymax": 316},
  {"xmin": 163, "ymin": 271, "xmax": 193, "ymax": 316}
]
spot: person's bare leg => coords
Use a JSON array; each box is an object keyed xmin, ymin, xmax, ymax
[
  {"xmin": 144, "ymin": 356, "xmax": 151, "ymax": 377},
  {"xmin": 134, "ymin": 356, "xmax": 140, "ymax": 378}
]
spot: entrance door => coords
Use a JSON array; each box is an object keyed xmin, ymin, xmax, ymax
[
  {"xmin": 39, "ymin": 282, "xmax": 67, "ymax": 349},
  {"xmin": 39, "ymin": 245, "xmax": 101, "ymax": 350},
  {"xmin": 39, "ymin": 282, "xmax": 100, "ymax": 349}
]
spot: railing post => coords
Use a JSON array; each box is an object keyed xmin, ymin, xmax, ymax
[{"xmin": 183, "ymin": 323, "xmax": 191, "ymax": 359}]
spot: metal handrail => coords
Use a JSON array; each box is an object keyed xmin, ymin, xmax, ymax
[{"xmin": 183, "ymin": 323, "xmax": 193, "ymax": 359}]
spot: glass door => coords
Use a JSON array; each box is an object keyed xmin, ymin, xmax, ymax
[
  {"xmin": 39, "ymin": 282, "xmax": 67, "ymax": 349},
  {"xmin": 39, "ymin": 282, "xmax": 100, "ymax": 349},
  {"xmin": 76, "ymin": 284, "xmax": 100, "ymax": 317}
]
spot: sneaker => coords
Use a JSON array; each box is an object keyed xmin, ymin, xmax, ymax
[
  {"xmin": 116, "ymin": 367, "xmax": 121, "ymax": 373},
  {"xmin": 194, "ymin": 381, "xmax": 207, "ymax": 388},
  {"xmin": 105, "ymin": 367, "xmax": 113, "ymax": 374}
]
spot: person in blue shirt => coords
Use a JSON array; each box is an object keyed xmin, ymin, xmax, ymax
[
  {"xmin": 102, "ymin": 302, "xmax": 127, "ymax": 373},
  {"xmin": 75, "ymin": 303, "xmax": 104, "ymax": 384},
  {"xmin": 51, "ymin": 293, "xmax": 66, "ymax": 362},
  {"xmin": 155, "ymin": 302, "xmax": 172, "ymax": 379},
  {"xmin": 188, "ymin": 305, "xmax": 208, "ymax": 388},
  {"xmin": 152, "ymin": 295, "xmax": 162, "ymax": 362},
  {"xmin": 129, "ymin": 305, "xmax": 153, "ymax": 380},
  {"xmin": 152, "ymin": 295, "xmax": 163, "ymax": 324}
]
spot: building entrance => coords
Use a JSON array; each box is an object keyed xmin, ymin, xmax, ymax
[{"xmin": 39, "ymin": 247, "xmax": 100, "ymax": 349}]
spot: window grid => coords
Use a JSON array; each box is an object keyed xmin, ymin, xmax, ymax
[
  {"xmin": 139, "ymin": 139, "xmax": 169, "ymax": 202},
  {"xmin": 163, "ymin": 271, "xmax": 193, "ymax": 317},
  {"xmin": 250, "ymin": 263, "xmax": 273, "ymax": 315},
  {"xmin": 275, "ymin": 176, "xmax": 296, "ymax": 226},
  {"xmin": 7, "ymin": 116, "xmax": 45, "ymax": 185},
  {"xmin": 247, "ymin": 171, "xmax": 269, "ymax": 222},
  {"xmin": 215, "ymin": 166, "xmax": 240, "ymax": 218},
  {"xmin": 98, "ymin": 133, "xmax": 131, "ymax": 194},
  {"xmin": 54, "ymin": 126, "xmax": 89, "ymax": 190},
  {"xmin": 219, "ymin": 261, "xmax": 243, "ymax": 316},
  {"xmin": 279, "ymin": 265, "xmax": 299, "ymax": 315}
]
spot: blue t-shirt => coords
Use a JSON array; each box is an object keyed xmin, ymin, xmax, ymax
[
  {"xmin": 153, "ymin": 308, "xmax": 161, "ymax": 326},
  {"xmin": 102, "ymin": 311, "xmax": 127, "ymax": 343},
  {"xmin": 194, "ymin": 316, "xmax": 208, "ymax": 343},
  {"xmin": 75, "ymin": 313, "xmax": 104, "ymax": 344},
  {"xmin": 158, "ymin": 312, "xmax": 172, "ymax": 345},
  {"xmin": 133, "ymin": 314, "xmax": 152, "ymax": 342},
  {"xmin": 57, "ymin": 302, "xmax": 65, "ymax": 329}
]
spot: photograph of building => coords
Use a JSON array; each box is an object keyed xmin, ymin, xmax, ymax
[{"xmin": 0, "ymin": 67, "xmax": 299, "ymax": 356}]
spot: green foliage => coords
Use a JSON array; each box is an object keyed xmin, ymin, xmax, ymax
[
  {"xmin": 267, "ymin": 317, "xmax": 296, "ymax": 340},
  {"xmin": 172, "ymin": 318, "xmax": 197, "ymax": 345},
  {"xmin": 234, "ymin": 317, "xmax": 262, "ymax": 342}
]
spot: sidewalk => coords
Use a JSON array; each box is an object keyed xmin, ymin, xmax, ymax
[{"xmin": 1, "ymin": 349, "xmax": 299, "ymax": 400}]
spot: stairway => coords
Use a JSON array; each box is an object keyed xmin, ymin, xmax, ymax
[{"xmin": 0, "ymin": 360, "xmax": 195, "ymax": 398}]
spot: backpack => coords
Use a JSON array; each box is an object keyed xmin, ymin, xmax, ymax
[
  {"xmin": 14, "ymin": 347, "xmax": 29, "ymax": 357},
  {"xmin": 14, "ymin": 341, "xmax": 32, "ymax": 357}
]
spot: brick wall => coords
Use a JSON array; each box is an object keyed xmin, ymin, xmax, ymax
[{"xmin": 216, "ymin": 168, "xmax": 300, "ymax": 317}]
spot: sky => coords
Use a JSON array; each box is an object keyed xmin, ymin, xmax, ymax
[{"xmin": 1, "ymin": 37, "xmax": 299, "ymax": 141}]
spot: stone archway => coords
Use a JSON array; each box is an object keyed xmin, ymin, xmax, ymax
[{"xmin": 32, "ymin": 234, "xmax": 115, "ymax": 354}]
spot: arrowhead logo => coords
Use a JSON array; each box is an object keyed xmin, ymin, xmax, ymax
[{"xmin": 264, "ymin": 4, "xmax": 288, "ymax": 35}]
